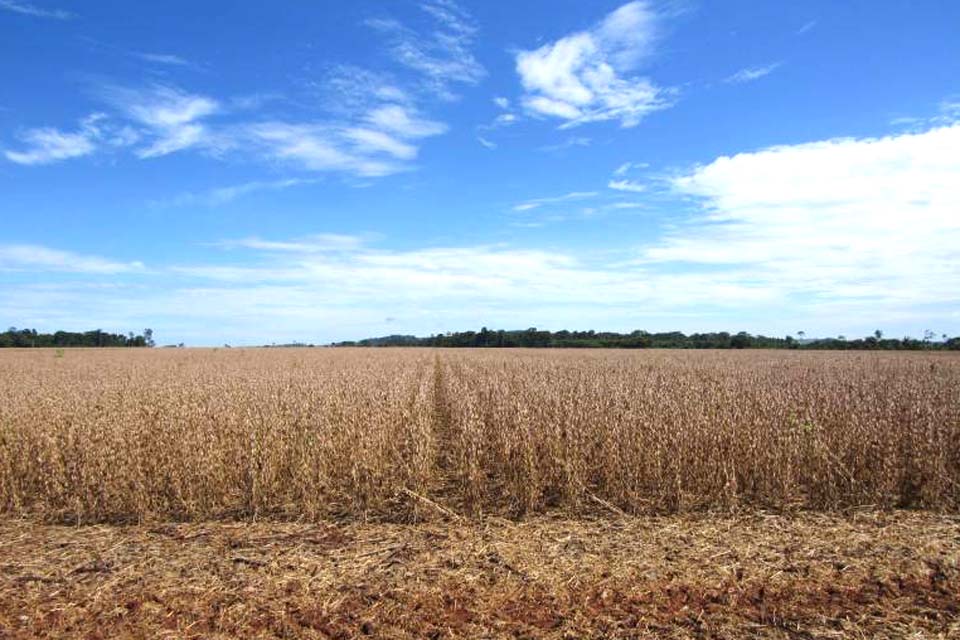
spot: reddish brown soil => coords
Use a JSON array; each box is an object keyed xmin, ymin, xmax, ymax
[{"xmin": 1, "ymin": 511, "xmax": 958, "ymax": 638}]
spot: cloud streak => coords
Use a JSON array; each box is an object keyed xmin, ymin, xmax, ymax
[
  {"xmin": 512, "ymin": 191, "xmax": 599, "ymax": 211},
  {"xmin": 724, "ymin": 63, "xmax": 782, "ymax": 84},
  {"xmin": 0, "ymin": 245, "xmax": 143, "ymax": 274},
  {"xmin": 134, "ymin": 52, "xmax": 191, "ymax": 67},
  {"xmin": 0, "ymin": 0, "xmax": 72, "ymax": 19}
]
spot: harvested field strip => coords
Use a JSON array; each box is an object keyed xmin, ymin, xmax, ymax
[{"xmin": 1, "ymin": 512, "xmax": 957, "ymax": 638}]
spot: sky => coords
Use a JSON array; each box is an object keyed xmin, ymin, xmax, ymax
[{"xmin": 1, "ymin": 0, "xmax": 958, "ymax": 345}]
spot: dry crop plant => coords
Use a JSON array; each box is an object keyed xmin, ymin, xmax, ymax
[
  {"xmin": 0, "ymin": 348, "xmax": 437, "ymax": 523},
  {"xmin": 438, "ymin": 350, "xmax": 960, "ymax": 516},
  {"xmin": 0, "ymin": 347, "xmax": 958, "ymax": 523}
]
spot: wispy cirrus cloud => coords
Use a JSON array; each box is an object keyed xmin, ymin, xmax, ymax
[
  {"xmin": 367, "ymin": 0, "xmax": 485, "ymax": 100},
  {"xmin": 515, "ymin": 1, "xmax": 671, "ymax": 128},
  {"xmin": 724, "ymin": 62, "xmax": 782, "ymax": 84},
  {"xmin": 0, "ymin": 0, "xmax": 72, "ymax": 19}
]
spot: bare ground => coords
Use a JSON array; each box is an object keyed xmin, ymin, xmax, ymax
[{"xmin": 1, "ymin": 511, "xmax": 958, "ymax": 639}]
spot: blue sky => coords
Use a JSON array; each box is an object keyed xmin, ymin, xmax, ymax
[{"xmin": 1, "ymin": 0, "xmax": 958, "ymax": 345}]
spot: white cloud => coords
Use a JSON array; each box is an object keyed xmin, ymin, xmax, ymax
[
  {"xmin": 608, "ymin": 179, "xmax": 646, "ymax": 192},
  {"xmin": 244, "ymin": 104, "xmax": 447, "ymax": 176},
  {"xmin": 144, "ymin": 239, "xmax": 791, "ymax": 342},
  {"xmin": 0, "ymin": 245, "xmax": 143, "ymax": 274},
  {"xmin": 493, "ymin": 97, "xmax": 510, "ymax": 109},
  {"xmin": 217, "ymin": 234, "xmax": 365, "ymax": 253},
  {"xmin": 102, "ymin": 85, "xmax": 220, "ymax": 158},
  {"xmin": 0, "ymin": 0, "xmax": 71, "ymax": 19},
  {"xmin": 134, "ymin": 52, "xmax": 190, "ymax": 66},
  {"xmin": 4, "ymin": 126, "xmax": 96, "ymax": 165},
  {"xmin": 344, "ymin": 127, "xmax": 418, "ymax": 160},
  {"xmin": 724, "ymin": 62, "xmax": 782, "ymax": 84},
  {"xmin": 477, "ymin": 136, "xmax": 496, "ymax": 150},
  {"xmin": 641, "ymin": 123, "xmax": 960, "ymax": 307},
  {"xmin": 320, "ymin": 65, "xmax": 412, "ymax": 115},
  {"xmin": 515, "ymin": 1, "xmax": 670, "ymax": 128},
  {"xmin": 797, "ymin": 20, "xmax": 816, "ymax": 35},
  {"xmin": 247, "ymin": 122, "xmax": 400, "ymax": 177},
  {"xmin": 163, "ymin": 178, "xmax": 317, "ymax": 207},
  {"xmin": 80, "ymin": 66, "xmax": 446, "ymax": 178},
  {"xmin": 7, "ymin": 187, "xmax": 960, "ymax": 342},
  {"xmin": 938, "ymin": 99, "xmax": 960, "ymax": 120},
  {"xmin": 612, "ymin": 161, "xmax": 648, "ymax": 175},
  {"xmin": 3, "ymin": 113, "xmax": 135, "ymax": 165},
  {"xmin": 365, "ymin": 104, "xmax": 448, "ymax": 138},
  {"xmin": 539, "ymin": 136, "xmax": 591, "ymax": 152},
  {"xmin": 5, "ymin": 3, "xmax": 463, "ymax": 180},
  {"xmin": 512, "ymin": 190, "xmax": 598, "ymax": 211},
  {"xmin": 367, "ymin": 0, "xmax": 485, "ymax": 99}
]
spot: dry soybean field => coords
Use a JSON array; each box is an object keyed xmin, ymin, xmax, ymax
[{"xmin": 1, "ymin": 348, "xmax": 958, "ymax": 638}]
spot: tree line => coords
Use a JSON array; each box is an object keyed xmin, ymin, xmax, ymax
[
  {"xmin": 0, "ymin": 328, "xmax": 154, "ymax": 348},
  {"xmin": 333, "ymin": 328, "xmax": 960, "ymax": 350}
]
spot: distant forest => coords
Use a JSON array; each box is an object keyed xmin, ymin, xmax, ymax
[
  {"xmin": 334, "ymin": 328, "xmax": 960, "ymax": 350},
  {"xmin": 0, "ymin": 328, "xmax": 154, "ymax": 348}
]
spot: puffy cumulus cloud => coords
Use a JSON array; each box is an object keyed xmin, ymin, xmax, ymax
[
  {"xmin": 515, "ymin": 2, "xmax": 670, "ymax": 128},
  {"xmin": 643, "ymin": 123, "xmax": 960, "ymax": 307}
]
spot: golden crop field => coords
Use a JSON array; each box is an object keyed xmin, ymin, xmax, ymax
[
  {"xmin": 2, "ymin": 348, "xmax": 959, "ymax": 638},
  {"xmin": 1, "ymin": 347, "xmax": 958, "ymax": 523}
]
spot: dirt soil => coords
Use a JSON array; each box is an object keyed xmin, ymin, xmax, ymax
[{"xmin": 1, "ymin": 511, "xmax": 958, "ymax": 639}]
